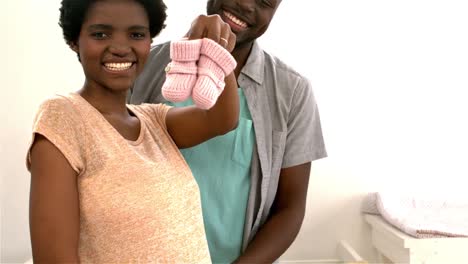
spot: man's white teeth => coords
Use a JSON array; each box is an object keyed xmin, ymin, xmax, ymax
[
  {"xmin": 104, "ymin": 62, "xmax": 132, "ymax": 71},
  {"xmin": 224, "ymin": 11, "xmax": 248, "ymax": 28}
]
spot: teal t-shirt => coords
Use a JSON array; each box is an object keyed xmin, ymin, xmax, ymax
[{"xmin": 167, "ymin": 88, "xmax": 255, "ymax": 263}]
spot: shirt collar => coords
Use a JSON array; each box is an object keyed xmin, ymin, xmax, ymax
[{"xmin": 240, "ymin": 41, "xmax": 265, "ymax": 85}]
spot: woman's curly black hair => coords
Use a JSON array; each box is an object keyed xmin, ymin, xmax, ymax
[{"xmin": 59, "ymin": 0, "xmax": 167, "ymax": 45}]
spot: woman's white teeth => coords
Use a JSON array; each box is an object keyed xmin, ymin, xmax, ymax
[
  {"xmin": 224, "ymin": 11, "xmax": 248, "ymax": 28},
  {"xmin": 104, "ymin": 62, "xmax": 132, "ymax": 71}
]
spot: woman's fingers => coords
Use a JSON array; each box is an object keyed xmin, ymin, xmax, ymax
[
  {"xmin": 185, "ymin": 14, "xmax": 235, "ymax": 51},
  {"xmin": 222, "ymin": 27, "xmax": 236, "ymax": 52}
]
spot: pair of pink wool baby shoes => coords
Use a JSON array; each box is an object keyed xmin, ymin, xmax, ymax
[{"xmin": 161, "ymin": 38, "xmax": 237, "ymax": 109}]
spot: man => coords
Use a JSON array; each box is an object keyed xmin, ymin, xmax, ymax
[{"xmin": 130, "ymin": 0, "xmax": 327, "ymax": 262}]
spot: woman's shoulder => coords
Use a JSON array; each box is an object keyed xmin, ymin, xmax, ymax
[
  {"xmin": 28, "ymin": 93, "xmax": 87, "ymax": 173},
  {"xmin": 37, "ymin": 93, "xmax": 81, "ymax": 115},
  {"xmin": 33, "ymin": 93, "xmax": 86, "ymax": 131}
]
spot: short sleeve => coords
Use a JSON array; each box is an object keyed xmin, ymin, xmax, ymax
[
  {"xmin": 129, "ymin": 103, "xmax": 172, "ymax": 130},
  {"xmin": 282, "ymin": 77, "xmax": 327, "ymax": 168},
  {"xmin": 26, "ymin": 96, "xmax": 85, "ymax": 174}
]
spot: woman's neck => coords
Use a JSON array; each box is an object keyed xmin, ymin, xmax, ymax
[{"xmin": 78, "ymin": 82, "xmax": 130, "ymax": 117}]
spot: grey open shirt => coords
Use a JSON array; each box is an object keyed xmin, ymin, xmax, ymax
[{"xmin": 130, "ymin": 41, "xmax": 327, "ymax": 251}]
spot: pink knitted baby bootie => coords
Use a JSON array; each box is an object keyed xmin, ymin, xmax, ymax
[
  {"xmin": 162, "ymin": 39, "xmax": 202, "ymax": 102},
  {"xmin": 192, "ymin": 38, "xmax": 237, "ymax": 109}
]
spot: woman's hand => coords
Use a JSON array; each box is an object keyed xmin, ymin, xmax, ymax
[
  {"xmin": 185, "ymin": 14, "xmax": 236, "ymax": 52},
  {"xmin": 165, "ymin": 15, "xmax": 239, "ymax": 148}
]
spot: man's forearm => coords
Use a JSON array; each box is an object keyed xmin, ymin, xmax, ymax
[{"xmin": 234, "ymin": 206, "xmax": 305, "ymax": 263}]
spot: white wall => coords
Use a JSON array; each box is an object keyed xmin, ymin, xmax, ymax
[
  {"xmin": 2, "ymin": 0, "xmax": 468, "ymax": 263},
  {"xmin": 269, "ymin": 1, "xmax": 468, "ymax": 261}
]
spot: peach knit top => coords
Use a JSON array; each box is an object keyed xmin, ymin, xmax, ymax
[{"xmin": 27, "ymin": 93, "xmax": 210, "ymax": 263}]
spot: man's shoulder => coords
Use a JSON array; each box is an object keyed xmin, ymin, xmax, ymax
[
  {"xmin": 258, "ymin": 49, "xmax": 311, "ymax": 99},
  {"xmin": 150, "ymin": 41, "xmax": 170, "ymax": 53},
  {"xmin": 130, "ymin": 41, "xmax": 171, "ymax": 104},
  {"xmin": 256, "ymin": 48, "xmax": 317, "ymax": 114},
  {"xmin": 139, "ymin": 41, "xmax": 171, "ymax": 74},
  {"xmin": 262, "ymin": 49, "xmax": 305, "ymax": 81},
  {"xmin": 147, "ymin": 41, "xmax": 171, "ymax": 62}
]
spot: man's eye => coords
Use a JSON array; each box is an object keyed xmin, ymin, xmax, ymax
[
  {"xmin": 260, "ymin": 0, "xmax": 274, "ymax": 8},
  {"xmin": 91, "ymin": 32, "xmax": 108, "ymax": 39},
  {"xmin": 131, "ymin": 32, "xmax": 146, "ymax": 39}
]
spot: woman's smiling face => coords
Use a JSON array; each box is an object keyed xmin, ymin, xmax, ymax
[{"xmin": 71, "ymin": 0, "xmax": 151, "ymax": 93}]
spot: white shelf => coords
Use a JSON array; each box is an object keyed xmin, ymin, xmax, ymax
[{"xmin": 365, "ymin": 214, "xmax": 468, "ymax": 264}]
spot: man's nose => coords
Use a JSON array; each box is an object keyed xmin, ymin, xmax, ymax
[{"xmin": 236, "ymin": 0, "xmax": 255, "ymax": 13}]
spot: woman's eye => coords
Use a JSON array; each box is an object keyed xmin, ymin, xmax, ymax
[
  {"xmin": 131, "ymin": 32, "xmax": 146, "ymax": 39},
  {"xmin": 91, "ymin": 32, "xmax": 108, "ymax": 39}
]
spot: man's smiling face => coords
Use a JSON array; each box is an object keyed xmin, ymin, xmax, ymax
[{"xmin": 206, "ymin": 0, "xmax": 281, "ymax": 48}]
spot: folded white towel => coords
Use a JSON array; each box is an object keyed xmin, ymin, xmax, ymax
[{"xmin": 363, "ymin": 192, "xmax": 468, "ymax": 238}]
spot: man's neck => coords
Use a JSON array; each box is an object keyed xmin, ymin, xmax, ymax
[{"xmin": 232, "ymin": 42, "xmax": 254, "ymax": 79}]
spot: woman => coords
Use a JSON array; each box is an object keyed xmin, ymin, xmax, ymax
[{"xmin": 27, "ymin": 0, "xmax": 237, "ymax": 262}]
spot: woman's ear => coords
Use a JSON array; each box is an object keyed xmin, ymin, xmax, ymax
[
  {"xmin": 68, "ymin": 42, "xmax": 81, "ymax": 62},
  {"xmin": 69, "ymin": 42, "xmax": 79, "ymax": 53}
]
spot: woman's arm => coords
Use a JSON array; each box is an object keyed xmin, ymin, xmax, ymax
[
  {"xmin": 165, "ymin": 15, "xmax": 239, "ymax": 148},
  {"xmin": 166, "ymin": 72, "xmax": 238, "ymax": 148},
  {"xmin": 29, "ymin": 134, "xmax": 80, "ymax": 263}
]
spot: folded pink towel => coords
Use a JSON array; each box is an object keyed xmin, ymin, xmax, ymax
[
  {"xmin": 192, "ymin": 38, "xmax": 237, "ymax": 109},
  {"xmin": 162, "ymin": 39, "xmax": 202, "ymax": 102}
]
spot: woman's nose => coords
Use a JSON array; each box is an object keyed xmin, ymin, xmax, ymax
[{"xmin": 108, "ymin": 43, "xmax": 131, "ymax": 57}]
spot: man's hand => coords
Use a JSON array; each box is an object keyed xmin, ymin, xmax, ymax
[{"xmin": 235, "ymin": 162, "xmax": 312, "ymax": 263}]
